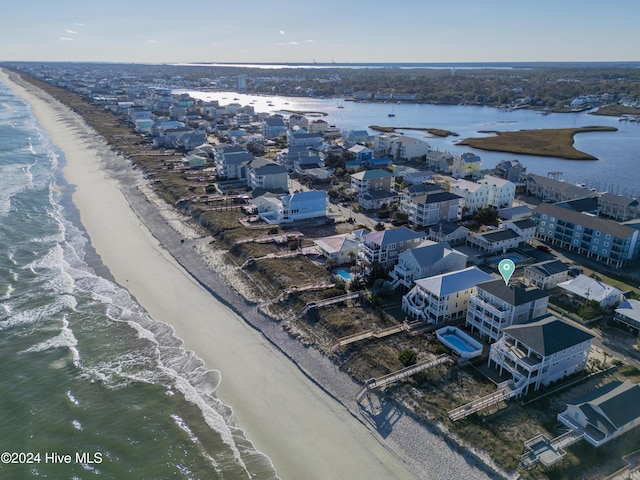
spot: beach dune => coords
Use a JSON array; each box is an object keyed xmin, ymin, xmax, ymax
[{"xmin": 2, "ymin": 71, "xmax": 422, "ymax": 479}]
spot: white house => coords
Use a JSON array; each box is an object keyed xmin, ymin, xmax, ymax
[
  {"xmin": 402, "ymin": 267, "xmax": 495, "ymax": 324},
  {"xmin": 314, "ymin": 233, "xmax": 360, "ymax": 265},
  {"xmin": 558, "ymin": 275, "xmax": 624, "ymax": 310},
  {"xmin": 389, "ymin": 241, "xmax": 468, "ymax": 289},
  {"xmin": 524, "ymin": 260, "xmax": 570, "ymax": 290},
  {"xmin": 466, "ymin": 279, "xmax": 550, "ymax": 343},
  {"xmin": 558, "ymin": 381, "xmax": 640, "ymax": 447},
  {"xmin": 488, "ymin": 314, "xmax": 594, "ymax": 396},
  {"xmin": 427, "ymin": 220, "xmax": 469, "ymax": 246},
  {"xmin": 478, "ymin": 175, "xmax": 516, "ymax": 209},
  {"xmin": 255, "ymin": 190, "xmax": 327, "ymax": 224},
  {"xmin": 466, "ymin": 228, "xmax": 521, "ymax": 253},
  {"xmin": 500, "ymin": 219, "xmax": 537, "ymax": 245},
  {"xmin": 614, "ymin": 299, "xmax": 640, "ymax": 335},
  {"xmin": 450, "ymin": 178, "xmax": 490, "ymax": 214},
  {"xmin": 403, "ymin": 192, "xmax": 461, "ymax": 227}
]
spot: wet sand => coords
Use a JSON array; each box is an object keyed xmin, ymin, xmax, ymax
[{"xmin": 3, "ymin": 69, "xmax": 500, "ymax": 480}]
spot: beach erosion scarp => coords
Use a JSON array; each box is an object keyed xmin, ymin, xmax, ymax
[{"xmin": 2, "ymin": 69, "xmax": 503, "ymax": 480}]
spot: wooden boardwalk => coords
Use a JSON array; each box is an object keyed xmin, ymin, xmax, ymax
[
  {"xmin": 356, "ymin": 354, "xmax": 452, "ymax": 403},
  {"xmin": 448, "ymin": 381, "xmax": 516, "ymax": 422}
]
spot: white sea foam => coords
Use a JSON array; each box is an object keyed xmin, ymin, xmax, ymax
[
  {"xmin": 20, "ymin": 316, "xmax": 81, "ymax": 368},
  {"xmin": 66, "ymin": 390, "xmax": 80, "ymax": 406}
]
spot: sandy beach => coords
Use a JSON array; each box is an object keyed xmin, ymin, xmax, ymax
[{"xmin": 2, "ymin": 69, "xmax": 500, "ymax": 480}]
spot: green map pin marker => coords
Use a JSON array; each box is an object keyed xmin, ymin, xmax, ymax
[{"xmin": 498, "ymin": 259, "xmax": 515, "ymax": 285}]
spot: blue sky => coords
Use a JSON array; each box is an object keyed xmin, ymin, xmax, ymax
[{"xmin": 2, "ymin": 0, "xmax": 638, "ymax": 63}]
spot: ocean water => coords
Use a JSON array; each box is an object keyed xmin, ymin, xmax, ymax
[{"xmin": 0, "ymin": 82, "xmax": 277, "ymax": 478}]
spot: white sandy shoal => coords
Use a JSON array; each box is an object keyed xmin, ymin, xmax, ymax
[{"xmin": 2, "ymin": 71, "xmax": 421, "ymax": 480}]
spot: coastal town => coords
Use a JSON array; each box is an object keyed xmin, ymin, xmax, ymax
[{"xmin": 5, "ymin": 62, "xmax": 640, "ymax": 480}]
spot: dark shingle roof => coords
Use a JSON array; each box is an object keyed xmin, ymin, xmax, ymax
[
  {"xmin": 476, "ymin": 228, "xmax": 520, "ymax": 243},
  {"xmin": 502, "ymin": 313, "xmax": 594, "ymax": 356},
  {"xmin": 570, "ymin": 381, "xmax": 640, "ymax": 431},
  {"xmin": 526, "ymin": 260, "xmax": 569, "ymax": 276},
  {"xmin": 478, "ymin": 279, "xmax": 549, "ymax": 306}
]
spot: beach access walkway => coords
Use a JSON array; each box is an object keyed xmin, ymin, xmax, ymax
[
  {"xmin": 356, "ymin": 354, "xmax": 452, "ymax": 403},
  {"xmin": 448, "ymin": 378, "xmax": 524, "ymax": 422},
  {"xmin": 519, "ymin": 430, "xmax": 584, "ymax": 470}
]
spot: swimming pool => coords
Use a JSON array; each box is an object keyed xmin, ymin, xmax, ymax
[
  {"xmin": 435, "ymin": 326, "xmax": 483, "ymax": 359},
  {"xmin": 488, "ymin": 252, "xmax": 528, "ymax": 265},
  {"xmin": 335, "ymin": 269, "xmax": 353, "ymax": 281}
]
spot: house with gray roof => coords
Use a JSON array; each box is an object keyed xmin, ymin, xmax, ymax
[
  {"xmin": 247, "ymin": 157, "xmax": 289, "ymax": 193},
  {"xmin": 402, "ymin": 266, "xmax": 495, "ymax": 324},
  {"xmin": 350, "ymin": 169, "xmax": 395, "ymax": 196},
  {"xmin": 614, "ymin": 299, "xmax": 640, "ymax": 335},
  {"xmin": 215, "ymin": 145, "xmax": 253, "ymax": 180},
  {"xmin": 466, "ymin": 228, "xmax": 521, "ymax": 253},
  {"xmin": 558, "ymin": 381, "xmax": 640, "ymax": 446},
  {"xmin": 525, "ymin": 174, "xmax": 593, "ymax": 202},
  {"xmin": 533, "ymin": 202, "xmax": 640, "ymax": 268},
  {"xmin": 361, "ymin": 227, "xmax": 426, "ymax": 268},
  {"xmin": 389, "ymin": 241, "xmax": 468, "ymax": 289},
  {"xmin": 427, "ymin": 220, "xmax": 469, "ymax": 246},
  {"xmin": 524, "ymin": 260, "xmax": 570, "ymax": 290},
  {"xmin": 488, "ymin": 314, "xmax": 594, "ymax": 395},
  {"xmin": 597, "ymin": 193, "xmax": 640, "ymax": 222},
  {"xmin": 403, "ymin": 191, "xmax": 461, "ymax": 227},
  {"xmin": 466, "ymin": 279, "xmax": 550, "ymax": 343}
]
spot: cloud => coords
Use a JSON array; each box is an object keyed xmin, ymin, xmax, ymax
[
  {"xmin": 74, "ymin": 22, "xmax": 84, "ymax": 26},
  {"xmin": 60, "ymin": 37, "xmax": 73, "ymax": 41},
  {"xmin": 306, "ymin": 39, "xmax": 315, "ymax": 43},
  {"xmin": 279, "ymin": 30, "xmax": 285, "ymax": 35},
  {"xmin": 147, "ymin": 39, "xmax": 157, "ymax": 44},
  {"xmin": 65, "ymin": 29, "xmax": 78, "ymax": 34},
  {"xmin": 289, "ymin": 41, "xmax": 298, "ymax": 45}
]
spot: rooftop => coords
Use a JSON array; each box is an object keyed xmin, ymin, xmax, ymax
[
  {"xmin": 478, "ymin": 279, "xmax": 550, "ymax": 306},
  {"xmin": 502, "ymin": 313, "xmax": 594, "ymax": 356}
]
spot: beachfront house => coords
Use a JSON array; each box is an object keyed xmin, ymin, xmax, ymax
[
  {"xmin": 389, "ymin": 241, "xmax": 468, "ymax": 290},
  {"xmin": 558, "ymin": 381, "xmax": 640, "ymax": 447},
  {"xmin": 488, "ymin": 314, "xmax": 594, "ymax": 396},
  {"xmin": 402, "ymin": 267, "xmax": 495, "ymax": 324},
  {"xmin": 215, "ymin": 145, "xmax": 254, "ymax": 180},
  {"xmin": 523, "ymin": 260, "xmax": 570, "ymax": 290},
  {"xmin": 314, "ymin": 233, "xmax": 361, "ymax": 266},
  {"xmin": 360, "ymin": 227, "xmax": 426, "ymax": 269},
  {"xmin": 466, "ymin": 279, "xmax": 550, "ymax": 343},
  {"xmin": 247, "ymin": 157, "xmax": 289, "ymax": 193},
  {"xmin": 533, "ymin": 202, "xmax": 640, "ymax": 268},
  {"xmin": 255, "ymin": 190, "xmax": 327, "ymax": 224},
  {"xmin": 374, "ymin": 133, "xmax": 431, "ymax": 161}
]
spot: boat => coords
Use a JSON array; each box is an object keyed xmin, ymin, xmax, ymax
[
  {"xmin": 337, "ymin": 103, "xmax": 344, "ymax": 109},
  {"xmin": 388, "ymin": 104, "xmax": 396, "ymax": 117}
]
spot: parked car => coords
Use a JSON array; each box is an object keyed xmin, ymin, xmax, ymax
[{"xmin": 536, "ymin": 245, "xmax": 551, "ymax": 253}]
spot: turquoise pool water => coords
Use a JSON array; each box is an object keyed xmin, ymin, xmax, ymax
[
  {"xmin": 489, "ymin": 253, "xmax": 527, "ymax": 265},
  {"xmin": 336, "ymin": 269, "xmax": 353, "ymax": 281},
  {"xmin": 441, "ymin": 334, "xmax": 476, "ymax": 353}
]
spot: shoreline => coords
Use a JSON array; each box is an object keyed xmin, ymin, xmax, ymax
[{"xmin": 2, "ymin": 70, "xmax": 504, "ymax": 480}]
